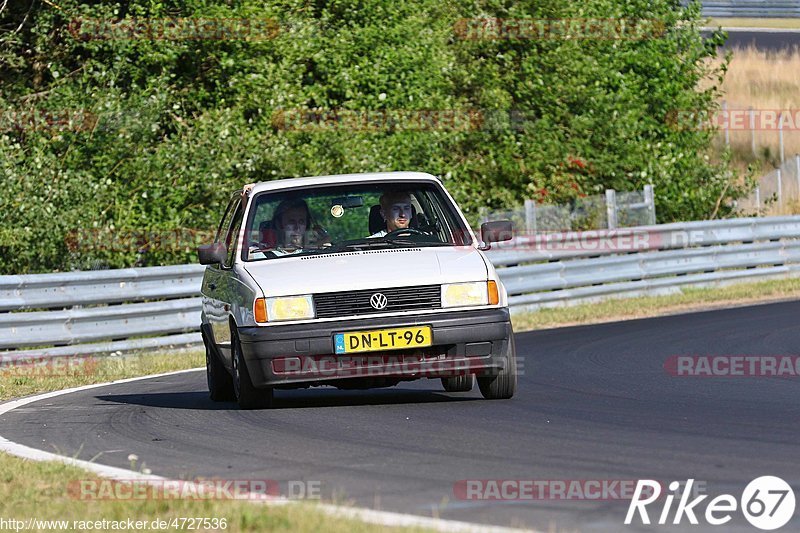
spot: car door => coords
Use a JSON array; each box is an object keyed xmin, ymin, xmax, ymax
[{"xmin": 203, "ymin": 193, "xmax": 242, "ymax": 364}]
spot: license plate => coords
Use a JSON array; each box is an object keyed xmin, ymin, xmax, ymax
[{"xmin": 334, "ymin": 326, "xmax": 432, "ymax": 354}]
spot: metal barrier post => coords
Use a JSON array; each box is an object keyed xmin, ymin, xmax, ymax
[
  {"xmin": 644, "ymin": 184, "xmax": 655, "ymax": 225},
  {"xmin": 605, "ymin": 189, "xmax": 618, "ymax": 229},
  {"xmin": 524, "ymin": 199, "xmax": 536, "ymax": 234}
]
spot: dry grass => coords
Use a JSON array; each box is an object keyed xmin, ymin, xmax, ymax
[
  {"xmin": 696, "ymin": 46, "xmax": 800, "ymax": 214},
  {"xmin": 716, "ymin": 46, "xmax": 800, "ymax": 169},
  {"xmin": 707, "ymin": 18, "xmax": 800, "ymax": 29}
]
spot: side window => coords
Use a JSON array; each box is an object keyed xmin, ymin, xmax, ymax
[
  {"xmin": 250, "ymin": 199, "xmax": 276, "ymax": 243},
  {"xmin": 419, "ymin": 190, "xmax": 449, "ymax": 241},
  {"xmin": 223, "ymin": 203, "xmax": 244, "ymax": 268},
  {"xmin": 215, "ymin": 196, "xmax": 240, "ymax": 243}
]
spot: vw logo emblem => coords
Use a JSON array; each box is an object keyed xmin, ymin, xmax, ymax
[{"xmin": 370, "ymin": 293, "xmax": 388, "ymax": 310}]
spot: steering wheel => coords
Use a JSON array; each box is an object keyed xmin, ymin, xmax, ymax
[{"xmin": 385, "ymin": 228, "xmax": 426, "ymax": 238}]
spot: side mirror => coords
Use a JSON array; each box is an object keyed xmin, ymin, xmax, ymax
[
  {"xmin": 480, "ymin": 220, "xmax": 514, "ymax": 249},
  {"xmin": 198, "ymin": 242, "xmax": 227, "ymax": 265}
]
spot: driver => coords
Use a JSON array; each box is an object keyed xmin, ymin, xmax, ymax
[{"xmin": 369, "ymin": 191, "xmax": 413, "ymax": 238}]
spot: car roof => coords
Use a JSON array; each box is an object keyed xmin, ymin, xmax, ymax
[{"xmin": 247, "ymin": 171, "xmax": 441, "ymax": 195}]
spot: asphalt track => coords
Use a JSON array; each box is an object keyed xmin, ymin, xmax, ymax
[
  {"xmin": 710, "ymin": 29, "xmax": 800, "ymax": 50},
  {"xmin": 2, "ymin": 301, "xmax": 800, "ymax": 532}
]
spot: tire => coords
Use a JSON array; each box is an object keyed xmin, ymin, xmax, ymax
[
  {"xmin": 477, "ymin": 334, "xmax": 517, "ymax": 400},
  {"xmin": 441, "ymin": 373, "xmax": 474, "ymax": 392},
  {"xmin": 204, "ymin": 332, "xmax": 235, "ymax": 402},
  {"xmin": 231, "ymin": 328, "xmax": 274, "ymax": 410}
]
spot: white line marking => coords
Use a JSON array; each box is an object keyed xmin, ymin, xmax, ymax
[{"xmin": 0, "ymin": 368, "xmax": 536, "ymax": 533}]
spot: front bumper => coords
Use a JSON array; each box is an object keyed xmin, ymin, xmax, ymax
[{"xmin": 238, "ymin": 308, "xmax": 512, "ymax": 388}]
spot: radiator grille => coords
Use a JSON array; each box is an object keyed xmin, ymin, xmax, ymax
[{"xmin": 314, "ymin": 285, "xmax": 441, "ymax": 318}]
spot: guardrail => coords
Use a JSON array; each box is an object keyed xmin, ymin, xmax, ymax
[
  {"xmin": 3, "ymin": 216, "xmax": 800, "ymax": 359},
  {"xmin": 0, "ymin": 265, "xmax": 205, "ymax": 359},
  {"xmin": 690, "ymin": 1, "xmax": 800, "ymax": 18},
  {"xmin": 488, "ymin": 216, "xmax": 800, "ymax": 310}
]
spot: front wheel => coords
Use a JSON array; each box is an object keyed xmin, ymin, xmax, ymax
[
  {"xmin": 231, "ymin": 329, "xmax": 274, "ymax": 410},
  {"xmin": 477, "ymin": 335, "xmax": 517, "ymax": 400},
  {"xmin": 205, "ymin": 332, "xmax": 234, "ymax": 402}
]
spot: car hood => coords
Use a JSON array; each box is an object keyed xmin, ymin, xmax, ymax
[{"xmin": 243, "ymin": 246, "xmax": 488, "ymax": 297}]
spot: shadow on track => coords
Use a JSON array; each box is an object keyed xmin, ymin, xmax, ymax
[{"xmin": 95, "ymin": 387, "xmax": 481, "ymax": 410}]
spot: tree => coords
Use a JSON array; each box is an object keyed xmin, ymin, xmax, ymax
[{"xmin": 0, "ymin": 0, "xmax": 738, "ymax": 273}]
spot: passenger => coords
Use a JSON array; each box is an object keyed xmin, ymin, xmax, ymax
[
  {"xmin": 273, "ymin": 198, "xmax": 310, "ymax": 250},
  {"xmin": 370, "ymin": 191, "xmax": 413, "ymax": 238},
  {"xmin": 258, "ymin": 198, "xmax": 330, "ymax": 257}
]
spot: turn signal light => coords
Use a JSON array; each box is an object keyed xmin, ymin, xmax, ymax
[
  {"xmin": 488, "ymin": 281, "xmax": 499, "ymax": 305},
  {"xmin": 254, "ymin": 298, "xmax": 268, "ymax": 323}
]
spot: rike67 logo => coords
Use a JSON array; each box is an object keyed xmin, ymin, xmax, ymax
[{"xmin": 625, "ymin": 477, "xmax": 796, "ymax": 530}]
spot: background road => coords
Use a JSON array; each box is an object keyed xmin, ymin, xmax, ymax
[
  {"xmin": 709, "ymin": 28, "xmax": 800, "ymax": 50},
  {"xmin": 2, "ymin": 301, "xmax": 800, "ymax": 532}
]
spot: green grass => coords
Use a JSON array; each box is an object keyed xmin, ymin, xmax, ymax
[
  {"xmin": 707, "ymin": 18, "xmax": 800, "ymax": 29},
  {"xmin": 0, "ymin": 453, "xmax": 429, "ymax": 532},
  {"xmin": 511, "ymin": 276, "xmax": 800, "ymax": 331},
  {"xmin": 0, "ymin": 349, "xmax": 205, "ymax": 402}
]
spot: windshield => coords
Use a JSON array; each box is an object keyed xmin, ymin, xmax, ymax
[{"xmin": 242, "ymin": 181, "xmax": 472, "ymax": 261}]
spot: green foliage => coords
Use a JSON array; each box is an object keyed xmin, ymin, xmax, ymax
[{"xmin": 0, "ymin": 0, "xmax": 741, "ymax": 273}]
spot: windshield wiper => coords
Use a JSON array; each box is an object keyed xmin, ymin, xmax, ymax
[
  {"xmin": 383, "ymin": 237, "xmax": 450, "ymax": 247},
  {"xmin": 307, "ymin": 236, "xmax": 453, "ymax": 254},
  {"xmin": 325, "ymin": 239, "xmax": 395, "ymax": 252},
  {"xmin": 382, "ymin": 238, "xmax": 418, "ymax": 246}
]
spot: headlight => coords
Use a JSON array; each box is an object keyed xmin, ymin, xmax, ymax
[
  {"xmin": 442, "ymin": 282, "xmax": 491, "ymax": 308},
  {"xmin": 255, "ymin": 295, "xmax": 315, "ymax": 322}
]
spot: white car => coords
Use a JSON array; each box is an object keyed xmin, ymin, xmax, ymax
[{"xmin": 198, "ymin": 171, "xmax": 516, "ymax": 409}]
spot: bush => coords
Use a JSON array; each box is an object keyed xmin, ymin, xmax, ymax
[{"xmin": 0, "ymin": 0, "xmax": 740, "ymax": 273}]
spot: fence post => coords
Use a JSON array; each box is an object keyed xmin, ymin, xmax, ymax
[
  {"xmin": 605, "ymin": 189, "xmax": 618, "ymax": 229},
  {"xmin": 524, "ymin": 198, "xmax": 536, "ymax": 234},
  {"xmin": 796, "ymin": 155, "xmax": 800, "ymax": 200},
  {"xmin": 755, "ymin": 186, "xmax": 761, "ymax": 214},
  {"xmin": 722, "ymin": 100, "xmax": 730, "ymax": 145},
  {"xmin": 644, "ymin": 184, "xmax": 655, "ymax": 225},
  {"xmin": 749, "ymin": 106, "xmax": 756, "ymax": 157},
  {"xmin": 779, "ymin": 111, "xmax": 785, "ymax": 163}
]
